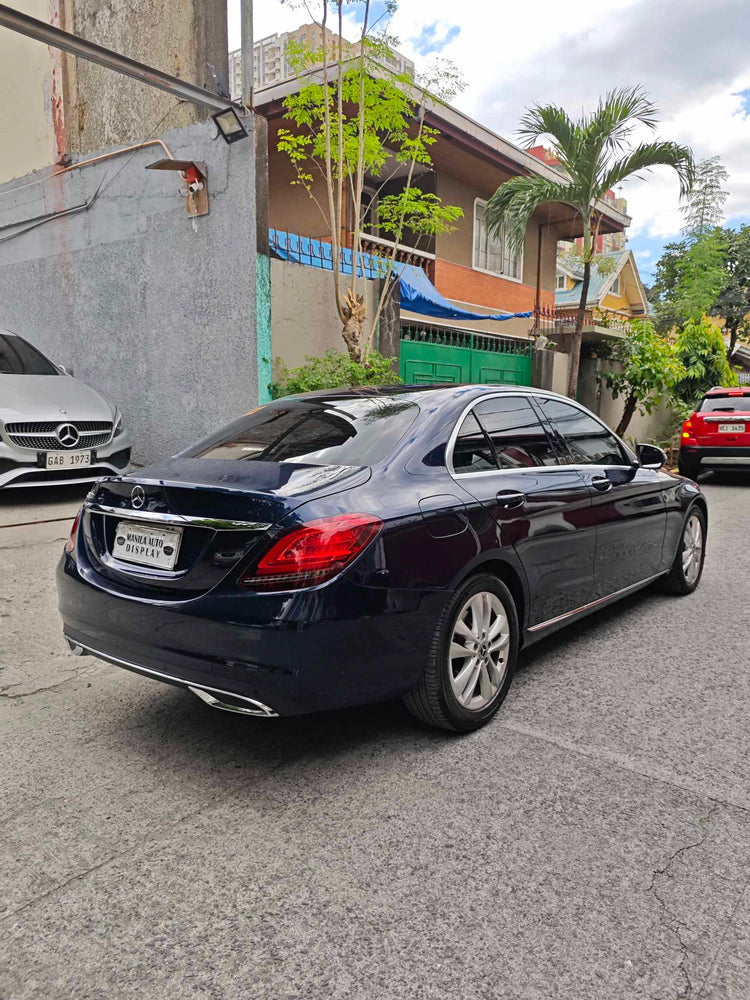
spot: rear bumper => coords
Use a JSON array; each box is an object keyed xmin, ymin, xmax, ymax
[
  {"xmin": 680, "ymin": 445, "xmax": 750, "ymax": 468},
  {"xmin": 57, "ymin": 555, "xmax": 446, "ymax": 716}
]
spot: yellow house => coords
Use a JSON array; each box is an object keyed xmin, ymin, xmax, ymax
[{"xmin": 555, "ymin": 249, "xmax": 649, "ymax": 332}]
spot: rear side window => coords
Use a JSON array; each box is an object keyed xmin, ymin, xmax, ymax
[
  {"xmin": 698, "ymin": 394, "xmax": 750, "ymax": 413},
  {"xmin": 539, "ymin": 398, "xmax": 626, "ymax": 466},
  {"xmin": 183, "ymin": 397, "xmax": 419, "ymax": 467},
  {"xmin": 0, "ymin": 334, "xmax": 59, "ymax": 376},
  {"xmin": 473, "ymin": 396, "xmax": 559, "ymax": 468},
  {"xmin": 452, "ymin": 411, "xmax": 497, "ymax": 472}
]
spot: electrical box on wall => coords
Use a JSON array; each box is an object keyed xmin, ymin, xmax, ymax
[{"xmin": 145, "ymin": 159, "xmax": 209, "ymax": 217}]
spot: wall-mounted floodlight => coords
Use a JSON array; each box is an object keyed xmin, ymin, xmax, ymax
[{"xmin": 212, "ymin": 107, "xmax": 250, "ymax": 144}]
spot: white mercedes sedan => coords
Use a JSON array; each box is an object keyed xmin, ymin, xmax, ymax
[{"xmin": 0, "ymin": 329, "xmax": 132, "ymax": 489}]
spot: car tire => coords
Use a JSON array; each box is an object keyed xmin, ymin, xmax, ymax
[
  {"xmin": 403, "ymin": 573, "xmax": 518, "ymax": 733},
  {"xmin": 659, "ymin": 506, "xmax": 707, "ymax": 596},
  {"xmin": 678, "ymin": 456, "xmax": 700, "ymax": 480}
]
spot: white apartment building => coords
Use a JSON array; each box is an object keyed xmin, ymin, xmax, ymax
[{"xmin": 228, "ymin": 23, "xmax": 415, "ymax": 100}]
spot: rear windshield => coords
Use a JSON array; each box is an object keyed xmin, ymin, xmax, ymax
[
  {"xmin": 0, "ymin": 334, "xmax": 59, "ymax": 376},
  {"xmin": 184, "ymin": 397, "xmax": 419, "ymax": 467},
  {"xmin": 698, "ymin": 394, "xmax": 750, "ymax": 413}
]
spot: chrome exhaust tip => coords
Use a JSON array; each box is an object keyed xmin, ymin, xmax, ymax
[
  {"xmin": 188, "ymin": 686, "xmax": 278, "ymax": 717},
  {"xmin": 65, "ymin": 638, "xmax": 91, "ymax": 656}
]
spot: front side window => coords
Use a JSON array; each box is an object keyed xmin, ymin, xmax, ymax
[
  {"xmin": 539, "ymin": 398, "xmax": 627, "ymax": 466},
  {"xmin": 472, "ymin": 396, "xmax": 559, "ymax": 468},
  {"xmin": 473, "ymin": 200, "xmax": 522, "ymax": 280},
  {"xmin": 0, "ymin": 334, "xmax": 59, "ymax": 376},
  {"xmin": 183, "ymin": 397, "xmax": 419, "ymax": 468}
]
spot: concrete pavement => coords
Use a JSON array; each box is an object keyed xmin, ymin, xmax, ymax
[{"xmin": 1, "ymin": 477, "xmax": 749, "ymax": 999}]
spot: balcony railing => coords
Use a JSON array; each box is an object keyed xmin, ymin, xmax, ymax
[
  {"xmin": 358, "ymin": 233, "xmax": 435, "ymax": 280},
  {"xmin": 269, "ymin": 228, "xmax": 434, "ymax": 281},
  {"xmin": 533, "ymin": 305, "xmax": 634, "ymax": 337}
]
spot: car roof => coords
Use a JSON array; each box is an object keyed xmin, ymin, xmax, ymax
[
  {"xmin": 285, "ymin": 383, "xmax": 566, "ymax": 405},
  {"xmin": 704, "ymin": 386, "xmax": 750, "ymax": 396}
]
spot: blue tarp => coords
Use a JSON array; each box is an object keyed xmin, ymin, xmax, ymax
[{"xmin": 269, "ymin": 228, "xmax": 533, "ymax": 324}]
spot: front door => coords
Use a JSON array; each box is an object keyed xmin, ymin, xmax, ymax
[
  {"xmin": 450, "ymin": 395, "xmax": 596, "ymax": 627},
  {"xmin": 537, "ymin": 397, "xmax": 667, "ymax": 598}
]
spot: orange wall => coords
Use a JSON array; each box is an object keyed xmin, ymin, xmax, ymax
[{"xmin": 434, "ymin": 258, "xmax": 553, "ymax": 313}]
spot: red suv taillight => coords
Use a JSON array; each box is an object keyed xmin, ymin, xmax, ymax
[
  {"xmin": 65, "ymin": 508, "xmax": 82, "ymax": 554},
  {"xmin": 681, "ymin": 417, "xmax": 698, "ymax": 446},
  {"xmin": 239, "ymin": 513, "xmax": 383, "ymax": 592}
]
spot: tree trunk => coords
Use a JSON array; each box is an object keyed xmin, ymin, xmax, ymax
[
  {"xmin": 567, "ymin": 256, "xmax": 592, "ymax": 398},
  {"xmin": 615, "ymin": 392, "xmax": 637, "ymax": 437},
  {"xmin": 727, "ymin": 323, "xmax": 738, "ymax": 361},
  {"xmin": 341, "ymin": 288, "xmax": 367, "ymax": 362}
]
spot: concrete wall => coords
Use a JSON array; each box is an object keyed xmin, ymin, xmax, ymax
[
  {"xmin": 64, "ymin": 0, "xmax": 228, "ymax": 157},
  {"xmin": 0, "ymin": 121, "xmax": 258, "ymax": 463},
  {"xmin": 0, "ymin": 0, "xmax": 228, "ymax": 183},
  {"xmin": 577, "ymin": 358, "xmax": 678, "ymax": 444},
  {"xmin": 271, "ymin": 259, "xmax": 380, "ymax": 368},
  {"xmin": 532, "ymin": 349, "xmax": 569, "ymax": 396},
  {"xmin": 0, "ymin": 0, "xmax": 62, "ymax": 185}
]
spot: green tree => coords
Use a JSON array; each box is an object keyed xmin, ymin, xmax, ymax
[
  {"xmin": 483, "ymin": 87, "xmax": 693, "ymax": 397},
  {"xmin": 277, "ymin": 0, "xmax": 464, "ymax": 361},
  {"xmin": 712, "ymin": 224, "xmax": 750, "ymax": 359},
  {"xmin": 672, "ymin": 315, "xmax": 738, "ymax": 407},
  {"xmin": 600, "ymin": 320, "xmax": 686, "ymax": 436},
  {"xmin": 681, "ymin": 155, "xmax": 729, "ymax": 235},
  {"xmin": 650, "ymin": 231, "xmax": 727, "ymax": 332}
]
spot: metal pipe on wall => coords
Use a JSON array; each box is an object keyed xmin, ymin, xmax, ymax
[{"xmin": 240, "ymin": 0, "xmax": 254, "ymax": 109}]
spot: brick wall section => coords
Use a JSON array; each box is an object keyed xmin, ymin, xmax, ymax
[{"xmin": 433, "ymin": 259, "xmax": 554, "ymax": 314}]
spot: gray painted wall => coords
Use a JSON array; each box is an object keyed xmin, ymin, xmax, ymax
[{"xmin": 0, "ymin": 121, "xmax": 258, "ymax": 463}]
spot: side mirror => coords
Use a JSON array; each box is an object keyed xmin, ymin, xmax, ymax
[{"xmin": 636, "ymin": 443, "xmax": 667, "ymax": 469}]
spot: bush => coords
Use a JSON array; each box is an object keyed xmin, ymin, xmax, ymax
[{"xmin": 270, "ymin": 350, "xmax": 401, "ymax": 399}]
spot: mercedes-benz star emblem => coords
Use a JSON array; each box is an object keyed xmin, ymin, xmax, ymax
[
  {"xmin": 55, "ymin": 423, "xmax": 80, "ymax": 449},
  {"xmin": 130, "ymin": 485, "xmax": 145, "ymax": 509}
]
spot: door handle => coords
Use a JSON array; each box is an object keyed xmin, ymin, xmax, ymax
[
  {"xmin": 496, "ymin": 489, "xmax": 526, "ymax": 509},
  {"xmin": 591, "ymin": 476, "xmax": 613, "ymax": 493}
]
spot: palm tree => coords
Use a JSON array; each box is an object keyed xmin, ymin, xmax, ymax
[{"xmin": 484, "ymin": 87, "xmax": 694, "ymax": 397}]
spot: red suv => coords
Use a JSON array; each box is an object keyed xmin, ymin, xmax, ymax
[{"xmin": 679, "ymin": 386, "xmax": 750, "ymax": 478}]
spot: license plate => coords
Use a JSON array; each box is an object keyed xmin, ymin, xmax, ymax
[
  {"xmin": 45, "ymin": 450, "xmax": 93, "ymax": 470},
  {"xmin": 718, "ymin": 423, "xmax": 745, "ymax": 433},
  {"xmin": 113, "ymin": 521, "xmax": 183, "ymax": 570}
]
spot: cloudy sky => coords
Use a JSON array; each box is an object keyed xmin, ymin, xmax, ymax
[{"xmin": 228, "ymin": 0, "xmax": 750, "ymax": 283}]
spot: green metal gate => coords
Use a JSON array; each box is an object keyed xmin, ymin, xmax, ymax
[{"xmin": 399, "ymin": 323, "xmax": 533, "ymax": 386}]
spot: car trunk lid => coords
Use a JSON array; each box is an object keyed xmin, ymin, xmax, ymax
[{"xmin": 81, "ymin": 458, "xmax": 371, "ymax": 599}]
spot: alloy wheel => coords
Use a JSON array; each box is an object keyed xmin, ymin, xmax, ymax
[
  {"xmin": 682, "ymin": 513, "xmax": 704, "ymax": 585},
  {"xmin": 449, "ymin": 591, "xmax": 510, "ymax": 711}
]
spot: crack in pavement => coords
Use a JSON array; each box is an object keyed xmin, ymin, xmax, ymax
[
  {"xmin": 0, "ymin": 663, "xmax": 95, "ymax": 699},
  {"xmin": 695, "ymin": 877, "xmax": 750, "ymax": 998},
  {"xmin": 646, "ymin": 802, "xmax": 721, "ymax": 999},
  {"xmin": 499, "ymin": 720, "xmax": 750, "ymax": 816},
  {"xmin": 0, "ymin": 792, "xmax": 227, "ymax": 923}
]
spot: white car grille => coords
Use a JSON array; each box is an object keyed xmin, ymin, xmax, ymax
[{"xmin": 4, "ymin": 421, "xmax": 113, "ymax": 450}]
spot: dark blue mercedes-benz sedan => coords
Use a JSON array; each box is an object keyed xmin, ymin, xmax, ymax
[{"xmin": 57, "ymin": 385, "xmax": 707, "ymax": 731}]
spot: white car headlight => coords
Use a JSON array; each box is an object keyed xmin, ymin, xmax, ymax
[{"xmin": 113, "ymin": 409, "xmax": 125, "ymax": 437}]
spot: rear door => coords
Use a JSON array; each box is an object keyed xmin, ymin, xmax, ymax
[
  {"xmin": 450, "ymin": 394, "xmax": 595, "ymax": 628},
  {"xmin": 537, "ymin": 397, "xmax": 667, "ymax": 598},
  {"xmin": 693, "ymin": 391, "xmax": 750, "ymax": 457}
]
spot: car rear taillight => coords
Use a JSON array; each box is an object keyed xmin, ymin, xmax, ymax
[
  {"xmin": 65, "ymin": 508, "xmax": 82, "ymax": 554},
  {"xmin": 239, "ymin": 513, "xmax": 382, "ymax": 592},
  {"xmin": 681, "ymin": 416, "xmax": 698, "ymax": 444}
]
